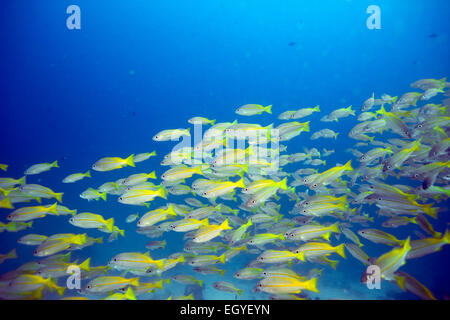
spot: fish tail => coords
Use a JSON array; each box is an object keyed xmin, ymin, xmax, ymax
[
  {"xmin": 18, "ymin": 176, "xmax": 26, "ymax": 185},
  {"xmin": 314, "ymin": 105, "xmax": 320, "ymax": 112},
  {"xmin": 335, "ymin": 244, "xmax": 346, "ymax": 258},
  {"xmin": 124, "ymin": 287, "xmax": 136, "ymax": 300},
  {"xmin": 197, "ymin": 280, "xmax": 204, "ymax": 287},
  {"xmin": 210, "ymin": 119, "xmax": 216, "ymax": 125},
  {"xmin": 105, "ymin": 218, "xmax": 115, "ymax": 232},
  {"xmin": 220, "ymin": 219, "xmax": 232, "ymax": 230},
  {"xmin": 218, "ymin": 254, "xmax": 226, "ymax": 264},
  {"xmin": 395, "ymin": 275, "xmax": 406, "ymax": 291},
  {"xmin": 376, "ymin": 104, "xmax": 386, "ymax": 116},
  {"xmin": 443, "ymin": 229, "xmax": 450, "ymax": 243},
  {"xmin": 54, "ymin": 192, "xmax": 64, "ymax": 203},
  {"xmin": 167, "ymin": 204, "xmax": 177, "ymax": 216},
  {"xmin": 55, "ymin": 285, "xmax": 66, "ymax": 296},
  {"xmin": 48, "ymin": 202, "xmax": 58, "ymax": 215},
  {"xmin": 84, "ymin": 170, "xmax": 91, "ymax": 178},
  {"xmin": 130, "ymin": 277, "xmax": 140, "ymax": 287},
  {"xmin": 235, "ymin": 178, "xmax": 246, "ymax": 189},
  {"xmin": 0, "ymin": 197, "xmax": 13, "ymax": 209},
  {"xmin": 279, "ymin": 177, "xmax": 288, "ymax": 190},
  {"xmin": 177, "ymin": 255, "xmax": 185, "ymax": 263},
  {"xmin": 7, "ymin": 248, "xmax": 17, "ymax": 259},
  {"xmin": 296, "ymin": 251, "xmax": 305, "ymax": 262},
  {"xmin": 150, "ymin": 150, "xmax": 157, "ymax": 156},
  {"xmin": 330, "ymin": 222, "xmax": 340, "ymax": 234},
  {"xmin": 51, "ymin": 160, "xmax": 59, "ymax": 168},
  {"xmin": 79, "ymin": 258, "xmax": 91, "ymax": 272},
  {"xmin": 219, "ymin": 270, "xmax": 226, "ymax": 276},
  {"xmin": 304, "ymin": 277, "xmax": 319, "ymax": 293},
  {"xmin": 422, "ymin": 204, "xmax": 438, "ymax": 219},
  {"xmin": 125, "ymin": 154, "xmax": 135, "ymax": 167},
  {"xmin": 303, "ymin": 121, "xmax": 310, "ymax": 132},
  {"xmin": 74, "ymin": 233, "xmax": 87, "ymax": 245},
  {"xmin": 329, "ymin": 259, "xmax": 338, "ymax": 270},
  {"xmin": 265, "ymin": 105, "xmax": 272, "ymax": 114},
  {"xmin": 186, "ymin": 127, "xmax": 192, "ymax": 136},
  {"xmin": 344, "ymin": 160, "xmax": 353, "ymax": 171},
  {"xmin": 202, "ymin": 218, "xmax": 210, "ymax": 226},
  {"xmin": 158, "ymin": 187, "xmax": 167, "ymax": 200},
  {"xmin": 391, "ymin": 96, "xmax": 398, "ymax": 103},
  {"xmin": 100, "ymin": 192, "xmax": 107, "ymax": 201},
  {"xmin": 148, "ymin": 171, "xmax": 156, "ymax": 179},
  {"xmin": 246, "ymin": 144, "xmax": 254, "ymax": 156},
  {"xmin": 237, "ymin": 289, "xmax": 243, "ymax": 296}
]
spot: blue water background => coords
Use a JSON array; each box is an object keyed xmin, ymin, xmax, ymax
[{"xmin": 0, "ymin": 0, "xmax": 449, "ymax": 299}]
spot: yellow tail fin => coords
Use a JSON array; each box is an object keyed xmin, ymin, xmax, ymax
[
  {"xmin": 105, "ymin": 218, "xmax": 114, "ymax": 232},
  {"xmin": 220, "ymin": 219, "xmax": 232, "ymax": 230},
  {"xmin": 129, "ymin": 277, "xmax": 140, "ymax": 287},
  {"xmin": 304, "ymin": 277, "xmax": 319, "ymax": 293},
  {"xmin": 54, "ymin": 192, "xmax": 64, "ymax": 203},
  {"xmin": 335, "ymin": 244, "xmax": 346, "ymax": 258},
  {"xmin": 79, "ymin": 258, "xmax": 91, "ymax": 272},
  {"xmin": 265, "ymin": 105, "xmax": 272, "ymax": 114},
  {"xmin": 48, "ymin": 203, "xmax": 58, "ymax": 215},
  {"xmin": 218, "ymin": 254, "xmax": 226, "ymax": 264},
  {"xmin": 124, "ymin": 287, "xmax": 136, "ymax": 300},
  {"xmin": 125, "ymin": 154, "xmax": 135, "ymax": 167}
]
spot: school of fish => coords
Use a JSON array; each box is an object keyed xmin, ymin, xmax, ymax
[{"xmin": 0, "ymin": 77, "xmax": 449, "ymax": 300}]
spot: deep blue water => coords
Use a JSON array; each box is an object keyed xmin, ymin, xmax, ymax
[{"xmin": 0, "ymin": 0, "xmax": 449, "ymax": 300}]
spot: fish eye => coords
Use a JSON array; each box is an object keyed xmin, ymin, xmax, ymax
[
  {"xmin": 312, "ymin": 183, "xmax": 318, "ymax": 188},
  {"xmin": 119, "ymin": 197, "xmax": 123, "ymax": 201},
  {"xmin": 202, "ymin": 192, "xmax": 207, "ymax": 196},
  {"xmin": 87, "ymin": 285, "xmax": 91, "ymax": 289}
]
